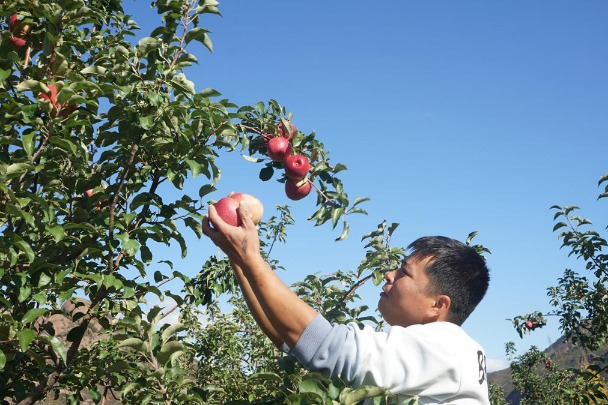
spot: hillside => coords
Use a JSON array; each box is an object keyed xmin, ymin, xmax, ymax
[{"xmin": 488, "ymin": 336, "xmax": 608, "ymax": 404}]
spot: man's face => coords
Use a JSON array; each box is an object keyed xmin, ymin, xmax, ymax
[{"xmin": 378, "ymin": 256, "xmax": 440, "ymax": 327}]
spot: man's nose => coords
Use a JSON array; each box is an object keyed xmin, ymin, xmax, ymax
[{"xmin": 384, "ymin": 270, "xmax": 396, "ymax": 282}]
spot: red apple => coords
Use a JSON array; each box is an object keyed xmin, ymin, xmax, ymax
[
  {"xmin": 284, "ymin": 154, "xmax": 310, "ymax": 180},
  {"xmin": 525, "ymin": 320, "xmax": 534, "ymax": 329},
  {"xmin": 9, "ymin": 14, "xmax": 19, "ymax": 31},
  {"xmin": 213, "ymin": 197, "xmax": 241, "ymax": 227},
  {"xmin": 84, "ymin": 189, "xmax": 94, "ymax": 198},
  {"xmin": 227, "ymin": 192, "xmax": 264, "ymax": 224},
  {"xmin": 39, "ymin": 84, "xmax": 58, "ymax": 105},
  {"xmin": 278, "ymin": 121, "xmax": 297, "ymax": 140},
  {"xmin": 267, "ymin": 136, "xmax": 292, "ymax": 162},
  {"xmin": 9, "ymin": 13, "xmax": 31, "ymax": 39},
  {"xmin": 10, "ymin": 36, "xmax": 26, "ymax": 47},
  {"xmin": 285, "ymin": 178, "xmax": 312, "ymax": 201}
]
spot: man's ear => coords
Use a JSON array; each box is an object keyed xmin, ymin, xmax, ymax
[{"xmin": 433, "ymin": 295, "xmax": 451, "ymax": 320}]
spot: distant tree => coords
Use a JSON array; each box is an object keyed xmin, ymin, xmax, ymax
[{"xmin": 507, "ymin": 173, "xmax": 608, "ymax": 404}]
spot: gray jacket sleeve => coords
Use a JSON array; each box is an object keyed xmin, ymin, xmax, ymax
[{"xmin": 285, "ymin": 314, "xmax": 363, "ymax": 383}]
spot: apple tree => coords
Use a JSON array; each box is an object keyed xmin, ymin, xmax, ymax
[
  {"xmin": 0, "ymin": 0, "xmax": 376, "ymax": 403},
  {"xmin": 505, "ymin": 173, "xmax": 608, "ymax": 403}
]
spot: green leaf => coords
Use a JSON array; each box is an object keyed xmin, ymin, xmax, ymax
[
  {"xmin": 37, "ymin": 272, "xmax": 51, "ymax": 288},
  {"xmin": 22, "ymin": 308, "xmax": 48, "ymax": 324},
  {"xmin": 121, "ymin": 382, "xmax": 140, "ymax": 397},
  {"xmin": 185, "ymin": 27, "xmax": 210, "ymax": 44},
  {"xmin": 3, "ymin": 163, "xmax": 33, "ymax": 180},
  {"xmin": 40, "ymin": 335, "xmax": 68, "ymax": 365},
  {"xmin": 45, "ymin": 225, "xmax": 66, "ymax": 242},
  {"xmin": 136, "ymin": 37, "xmax": 161, "ymax": 58},
  {"xmin": 173, "ymin": 231, "xmax": 188, "ymax": 258},
  {"xmin": 171, "ymin": 73, "xmax": 195, "ymax": 97},
  {"xmin": 18, "ymin": 284, "xmax": 32, "ymax": 303},
  {"xmin": 200, "ymin": 88, "xmax": 221, "ymax": 98},
  {"xmin": 141, "ymin": 245, "xmax": 153, "ymax": 264},
  {"xmin": 16, "ymin": 79, "xmax": 46, "ymax": 93},
  {"xmin": 156, "ymin": 341, "xmax": 184, "ymax": 365},
  {"xmin": 201, "ymin": 32, "xmax": 213, "ymax": 52},
  {"xmin": 333, "ymin": 163, "xmax": 348, "ymax": 173},
  {"xmin": 259, "ymin": 164, "xmax": 274, "ymax": 181},
  {"xmin": 118, "ymin": 338, "xmax": 146, "ymax": 352},
  {"xmin": 330, "ymin": 207, "xmax": 345, "ymax": 229},
  {"xmin": 161, "ymin": 323, "xmax": 185, "ymax": 343},
  {"xmin": 22, "ymin": 132, "xmax": 36, "ymax": 158},
  {"xmin": 387, "ymin": 222, "xmax": 400, "ymax": 236},
  {"xmin": 249, "ymin": 372, "xmax": 283, "ymax": 384},
  {"xmin": 199, "ymin": 184, "xmax": 216, "ymax": 198},
  {"xmin": 241, "ymin": 154, "xmax": 264, "ymax": 163},
  {"xmin": 80, "ymin": 65, "xmax": 107, "ymax": 75},
  {"xmin": 335, "ymin": 221, "xmax": 349, "ymax": 241},
  {"xmin": 17, "ymin": 328, "xmax": 36, "ymax": 352},
  {"xmin": 0, "ymin": 68, "xmax": 11, "ymax": 81},
  {"xmin": 339, "ymin": 386, "xmax": 392, "ymax": 405},
  {"xmin": 0, "ymin": 349, "xmax": 5, "ymax": 370},
  {"xmin": 48, "ymin": 136, "xmax": 77, "ymax": 154},
  {"xmin": 185, "ymin": 158, "xmax": 202, "ymax": 177},
  {"xmin": 352, "ymin": 196, "xmax": 370, "ymax": 207},
  {"xmin": 139, "ymin": 115, "xmax": 154, "ymax": 130},
  {"xmin": 299, "ymin": 379, "xmax": 328, "ymax": 400}
]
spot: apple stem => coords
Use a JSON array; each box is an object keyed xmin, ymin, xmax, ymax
[{"xmin": 308, "ymin": 179, "xmax": 337, "ymax": 206}]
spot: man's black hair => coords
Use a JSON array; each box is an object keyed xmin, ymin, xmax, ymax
[{"xmin": 408, "ymin": 236, "xmax": 490, "ymax": 326}]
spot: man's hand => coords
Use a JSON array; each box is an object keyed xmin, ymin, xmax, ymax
[{"xmin": 202, "ymin": 201, "xmax": 263, "ymax": 268}]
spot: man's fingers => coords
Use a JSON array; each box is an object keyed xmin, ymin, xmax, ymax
[
  {"xmin": 202, "ymin": 205, "xmax": 226, "ymax": 238},
  {"xmin": 237, "ymin": 202, "xmax": 256, "ymax": 229},
  {"xmin": 201, "ymin": 215, "xmax": 214, "ymax": 237},
  {"xmin": 206, "ymin": 204, "xmax": 228, "ymax": 231}
]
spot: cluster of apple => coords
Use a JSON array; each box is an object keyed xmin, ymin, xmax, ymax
[
  {"xmin": 8, "ymin": 13, "xmax": 31, "ymax": 48},
  {"xmin": 264, "ymin": 121, "xmax": 313, "ymax": 201}
]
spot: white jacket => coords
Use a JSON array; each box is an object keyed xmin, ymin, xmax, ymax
[{"xmin": 287, "ymin": 315, "xmax": 490, "ymax": 404}]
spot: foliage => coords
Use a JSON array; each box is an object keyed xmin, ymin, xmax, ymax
[
  {"xmin": 487, "ymin": 383, "xmax": 508, "ymax": 405},
  {"xmin": 0, "ymin": 0, "xmax": 369, "ymax": 403},
  {"xmin": 507, "ymin": 345, "xmax": 608, "ymax": 405}
]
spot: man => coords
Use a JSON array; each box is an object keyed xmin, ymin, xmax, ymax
[{"xmin": 202, "ymin": 201, "xmax": 491, "ymax": 404}]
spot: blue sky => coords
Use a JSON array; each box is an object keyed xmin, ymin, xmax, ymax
[{"xmin": 126, "ymin": 1, "xmax": 608, "ymax": 371}]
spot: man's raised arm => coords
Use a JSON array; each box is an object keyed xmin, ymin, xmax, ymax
[{"xmin": 202, "ymin": 202, "xmax": 317, "ymax": 349}]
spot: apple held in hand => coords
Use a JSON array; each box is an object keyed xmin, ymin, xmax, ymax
[
  {"xmin": 267, "ymin": 136, "xmax": 292, "ymax": 162},
  {"xmin": 228, "ymin": 192, "xmax": 264, "ymax": 224},
  {"xmin": 278, "ymin": 121, "xmax": 297, "ymax": 140},
  {"xmin": 285, "ymin": 178, "xmax": 312, "ymax": 200},
  {"xmin": 284, "ymin": 154, "xmax": 310, "ymax": 180},
  {"xmin": 213, "ymin": 197, "xmax": 241, "ymax": 227},
  {"xmin": 213, "ymin": 193, "xmax": 264, "ymax": 227}
]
